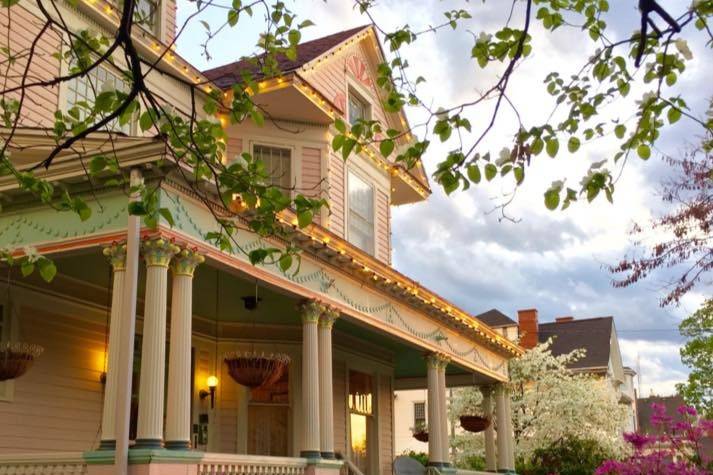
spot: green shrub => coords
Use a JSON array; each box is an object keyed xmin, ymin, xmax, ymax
[
  {"xmin": 518, "ymin": 437, "xmax": 613, "ymax": 475},
  {"xmin": 405, "ymin": 451, "xmax": 428, "ymax": 466},
  {"xmin": 456, "ymin": 454, "xmax": 486, "ymax": 471}
]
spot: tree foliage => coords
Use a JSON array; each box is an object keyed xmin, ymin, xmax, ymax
[
  {"xmin": 449, "ymin": 340, "xmax": 628, "ymax": 462},
  {"xmin": 0, "ymin": 0, "xmax": 711, "ymax": 270},
  {"xmin": 676, "ymin": 299, "xmax": 713, "ymax": 419},
  {"xmin": 611, "ymin": 121, "xmax": 713, "ymax": 305}
]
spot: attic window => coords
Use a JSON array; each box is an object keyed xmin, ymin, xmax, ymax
[
  {"xmin": 348, "ymin": 89, "xmax": 370, "ymax": 126},
  {"xmin": 254, "ymin": 144, "xmax": 292, "ymax": 190}
]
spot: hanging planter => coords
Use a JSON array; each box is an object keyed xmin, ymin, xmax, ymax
[
  {"xmin": 412, "ymin": 430, "xmax": 428, "ymax": 443},
  {"xmin": 459, "ymin": 415, "xmax": 490, "ymax": 433},
  {"xmin": 224, "ymin": 351, "xmax": 290, "ymax": 389},
  {"xmin": 0, "ymin": 341, "xmax": 43, "ymax": 381}
]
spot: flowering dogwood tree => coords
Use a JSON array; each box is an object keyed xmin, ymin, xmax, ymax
[
  {"xmin": 509, "ymin": 339, "xmax": 628, "ymax": 458},
  {"xmin": 449, "ymin": 339, "xmax": 627, "ymax": 462}
]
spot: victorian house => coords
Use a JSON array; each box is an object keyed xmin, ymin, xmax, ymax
[{"xmin": 0, "ymin": 1, "xmax": 522, "ymax": 474}]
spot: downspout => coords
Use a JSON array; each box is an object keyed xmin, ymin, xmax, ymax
[{"xmin": 114, "ymin": 167, "xmax": 142, "ymax": 474}]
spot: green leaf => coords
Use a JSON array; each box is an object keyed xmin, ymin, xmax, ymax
[
  {"xmin": 159, "ymin": 208, "xmax": 175, "ymax": 227},
  {"xmin": 567, "ymin": 137, "xmax": 580, "ymax": 153},
  {"xmin": 37, "ymin": 258, "xmax": 57, "ymax": 282},
  {"xmin": 614, "ymin": 124, "xmax": 626, "ymax": 139},
  {"xmin": 513, "ymin": 167, "xmax": 524, "ymax": 184},
  {"xmin": 484, "ymin": 163, "xmax": 497, "ymax": 181},
  {"xmin": 667, "ymin": 107, "xmax": 682, "ymax": 124},
  {"xmin": 332, "ymin": 135, "xmax": 345, "ymax": 151},
  {"xmin": 380, "ymin": 139, "xmax": 395, "ymax": 158},
  {"xmin": 334, "ymin": 119, "xmax": 346, "ymax": 133},
  {"xmin": 544, "ymin": 189, "xmax": 560, "ymax": 210},
  {"xmin": 467, "ymin": 164, "xmax": 481, "ymax": 184},
  {"xmin": 20, "ymin": 261, "xmax": 34, "ymax": 277},
  {"xmin": 637, "ymin": 144, "xmax": 651, "ymax": 160},
  {"xmin": 297, "ymin": 210, "xmax": 313, "ymax": 228},
  {"xmin": 278, "ymin": 254, "xmax": 293, "ymax": 272},
  {"xmin": 89, "ymin": 155, "xmax": 107, "ymax": 174},
  {"xmin": 546, "ymin": 138, "xmax": 559, "ymax": 158}
]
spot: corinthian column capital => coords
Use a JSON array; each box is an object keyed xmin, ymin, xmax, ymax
[
  {"xmin": 171, "ymin": 247, "xmax": 205, "ymax": 277},
  {"xmin": 298, "ymin": 299, "xmax": 324, "ymax": 324},
  {"xmin": 425, "ymin": 352, "xmax": 451, "ymax": 370},
  {"xmin": 141, "ymin": 237, "xmax": 180, "ymax": 268},
  {"xmin": 319, "ymin": 305, "xmax": 340, "ymax": 329},
  {"xmin": 103, "ymin": 242, "xmax": 128, "ymax": 271}
]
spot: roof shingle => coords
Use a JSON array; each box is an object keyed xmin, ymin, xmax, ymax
[
  {"xmin": 477, "ymin": 309, "xmax": 517, "ymax": 328},
  {"xmin": 538, "ymin": 317, "xmax": 614, "ymax": 370},
  {"xmin": 203, "ymin": 25, "xmax": 371, "ymax": 89}
]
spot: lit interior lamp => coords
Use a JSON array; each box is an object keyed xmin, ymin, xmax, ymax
[{"xmin": 200, "ymin": 376, "xmax": 218, "ymax": 409}]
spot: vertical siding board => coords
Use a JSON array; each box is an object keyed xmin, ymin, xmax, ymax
[
  {"xmin": 328, "ymin": 153, "xmax": 346, "ymax": 238},
  {"xmin": 379, "ymin": 374, "xmax": 393, "ymax": 475},
  {"xmin": 332, "ymin": 360, "xmax": 347, "ymax": 456},
  {"xmin": 376, "ymin": 190, "xmax": 391, "ymax": 264}
]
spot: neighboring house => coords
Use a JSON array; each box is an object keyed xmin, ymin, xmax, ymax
[
  {"xmin": 637, "ymin": 395, "xmax": 713, "ymax": 454},
  {"xmin": 0, "ymin": 6, "xmax": 523, "ymax": 475},
  {"xmin": 394, "ymin": 310, "xmax": 520, "ymax": 456},
  {"xmin": 517, "ymin": 309, "xmax": 638, "ymax": 432}
]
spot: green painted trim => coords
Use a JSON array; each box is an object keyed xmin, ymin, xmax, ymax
[
  {"xmin": 83, "ymin": 450, "xmax": 115, "ymax": 465},
  {"xmin": 308, "ymin": 458, "xmax": 343, "ymax": 469},
  {"xmin": 127, "ymin": 449, "xmax": 204, "ymax": 464}
]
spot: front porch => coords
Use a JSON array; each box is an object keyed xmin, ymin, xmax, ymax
[{"xmin": 0, "ymin": 169, "xmax": 519, "ymax": 475}]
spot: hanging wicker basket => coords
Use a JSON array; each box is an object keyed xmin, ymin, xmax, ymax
[
  {"xmin": 459, "ymin": 415, "xmax": 490, "ymax": 433},
  {"xmin": 224, "ymin": 352, "xmax": 290, "ymax": 388},
  {"xmin": 0, "ymin": 341, "xmax": 43, "ymax": 381},
  {"xmin": 412, "ymin": 430, "xmax": 429, "ymax": 443}
]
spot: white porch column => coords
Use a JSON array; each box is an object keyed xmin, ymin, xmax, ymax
[
  {"xmin": 437, "ymin": 357, "xmax": 451, "ymax": 466},
  {"xmin": 165, "ymin": 247, "xmax": 204, "ymax": 450},
  {"xmin": 426, "ymin": 354, "xmax": 445, "ymax": 467},
  {"xmin": 318, "ymin": 305, "xmax": 339, "ymax": 459},
  {"xmin": 495, "ymin": 383, "xmax": 514, "ymax": 472},
  {"xmin": 135, "ymin": 237, "xmax": 179, "ymax": 449},
  {"xmin": 480, "ymin": 385, "xmax": 497, "ymax": 471},
  {"xmin": 299, "ymin": 299, "xmax": 324, "ymax": 458},
  {"xmin": 504, "ymin": 388, "xmax": 516, "ymax": 469},
  {"xmin": 99, "ymin": 242, "xmax": 127, "ymax": 450}
]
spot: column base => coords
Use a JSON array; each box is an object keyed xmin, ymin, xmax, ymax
[
  {"xmin": 164, "ymin": 440, "xmax": 191, "ymax": 450},
  {"xmin": 132, "ymin": 439, "xmax": 163, "ymax": 449},
  {"xmin": 98, "ymin": 440, "xmax": 116, "ymax": 450},
  {"xmin": 300, "ymin": 450, "xmax": 322, "ymax": 459},
  {"xmin": 426, "ymin": 462, "xmax": 450, "ymax": 468},
  {"xmin": 320, "ymin": 452, "xmax": 335, "ymax": 459}
]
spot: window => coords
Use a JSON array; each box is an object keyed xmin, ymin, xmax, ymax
[
  {"xmin": 348, "ymin": 89, "xmax": 369, "ymax": 126},
  {"xmin": 413, "ymin": 401, "xmax": 426, "ymax": 429},
  {"xmin": 348, "ymin": 171, "xmax": 375, "ymax": 254},
  {"xmin": 65, "ymin": 65, "xmax": 131, "ymax": 134},
  {"xmin": 253, "ymin": 145, "xmax": 292, "ymax": 191},
  {"xmin": 134, "ymin": 0, "xmax": 159, "ymax": 33}
]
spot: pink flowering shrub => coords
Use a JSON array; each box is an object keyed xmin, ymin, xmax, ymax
[{"xmin": 596, "ymin": 404, "xmax": 713, "ymax": 475}]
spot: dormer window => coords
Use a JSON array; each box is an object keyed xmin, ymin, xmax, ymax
[
  {"xmin": 348, "ymin": 89, "xmax": 370, "ymax": 126},
  {"xmin": 347, "ymin": 171, "xmax": 375, "ymax": 254}
]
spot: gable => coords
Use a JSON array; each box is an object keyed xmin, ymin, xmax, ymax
[{"xmin": 539, "ymin": 317, "xmax": 614, "ymax": 370}]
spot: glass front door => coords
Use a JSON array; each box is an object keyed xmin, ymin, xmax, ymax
[{"xmin": 349, "ymin": 370, "xmax": 373, "ymax": 474}]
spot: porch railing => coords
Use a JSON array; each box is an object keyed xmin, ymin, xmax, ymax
[
  {"xmin": 198, "ymin": 453, "xmax": 309, "ymax": 475},
  {"xmin": 0, "ymin": 452, "xmax": 88, "ymax": 475}
]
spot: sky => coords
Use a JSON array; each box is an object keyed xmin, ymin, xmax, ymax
[{"xmin": 175, "ymin": 0, "xmax": 711, "ymax": 396}]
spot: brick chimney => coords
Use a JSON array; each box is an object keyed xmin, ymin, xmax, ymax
[
  {"xmin": 556, "ymin": 316, "xmax": 575, "ymax": 323},
  {"xmin": 517, "ymin": 308, "xmax": 539, "ymax": 349}
]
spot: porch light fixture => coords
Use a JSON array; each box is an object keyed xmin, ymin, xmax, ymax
[{"xmin": 199, "ymin": 375, "xmax": 218, "ymax": 409}]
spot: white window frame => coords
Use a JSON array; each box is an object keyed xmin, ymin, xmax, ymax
[
  {"xmin": 346, "ymin": 169, "xmax": 376, "ymax": 255},
  {"xmin": 251, "ymin": 143, "xmax": 295, "ymax": 194},
  {"xmin": 347, "ymin": 86, "xmax": 371, "ymax": 126},
  {"xmin": 62, "ymin": 61, "xmax": 135, "ymax": 135},
  {"xmin": 413, "ymin": 401, "xmax": 426, "ymax": 428}
]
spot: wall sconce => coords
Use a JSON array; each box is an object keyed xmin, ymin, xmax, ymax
[{"xmin": 199, "ymin": 375, "xmax": 218, "ymax": 409}]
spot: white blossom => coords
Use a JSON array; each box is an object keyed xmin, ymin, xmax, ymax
[
  {"xmin": 495, "ymin": 147, "xmax": 511, "ymax": 166},
  {"xmin": 636, "ymin": 91, "xmax": 657, "ymax": 107},
  {"xmin": 675, "ymin": 38, "xmax": 693, "ymax": 60},
  {"xmin": 476, "ymin": 32, "xmax": 491, "ymax": 45}
]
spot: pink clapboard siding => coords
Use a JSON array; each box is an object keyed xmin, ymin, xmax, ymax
[
  {"xmin": 0, "ymin": 6, "xmax": 62, "ymax": 127},
  {"xmin": 226, "ymin": 136, "xmax": 243, "ymax": 163},
  {"xmin": 0, "ymin": 306, "xmax": 105, "ymax": 453},
  {"xmin": 164, "ymin": 0, "xmax": 177, "ymax": 43},
  {"xmin": 327, "ymin": 153, "xmax": 346, "ymax": 238},
  {"xmin": 300, "ymin": 147, "xmax": 322, "ymax": 199},
  {"xmin": 376, "ymin": 190, "xmax": 391, "ymax": 264}
]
